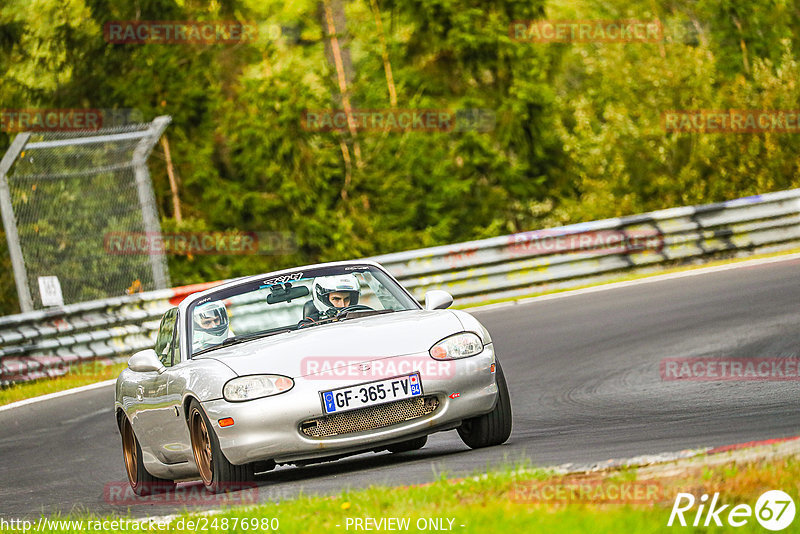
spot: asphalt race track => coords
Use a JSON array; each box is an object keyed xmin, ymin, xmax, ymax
[{"xmin": 2, "ymin": 258, "xmax": 800, "ymax": 518}]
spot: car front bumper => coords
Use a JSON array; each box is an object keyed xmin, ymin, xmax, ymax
[{"xmin": 201, "ymin": 344, "xmax": 498, "ymax": 465}]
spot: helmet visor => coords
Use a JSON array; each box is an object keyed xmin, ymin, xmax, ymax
[
  {"xmin": 194, "ymin": 305, "xmax": 229, "ymax": 336},
  {"xmin": 314, "ymin": 275, "xmax": 360, "ymax": 309}
]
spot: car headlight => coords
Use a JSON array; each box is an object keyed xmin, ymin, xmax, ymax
[
  {"xmin": 429, "ymin": 332, "xmax": 484, "ymax": 360},
  {"xmin": 223, "ymin": 375, "xmax": 294, "ymax": 402}
]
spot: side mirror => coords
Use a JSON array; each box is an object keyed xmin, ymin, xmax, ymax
[
  {"xmin": 128, "ymin": 349, "xmax": 166, "ymax": 374},
  {"xmin": 424, "ymin": 290, "xmax": 453, "ymax": 310}
]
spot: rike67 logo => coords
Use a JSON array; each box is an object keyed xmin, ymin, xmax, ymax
[{"xmin": 668, "ymin": 490, "xmax": 796, "ymax": 531}]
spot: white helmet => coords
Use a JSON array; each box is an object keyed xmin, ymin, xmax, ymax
[
  {"xmin": 312, "ymin": 274, "xmax": 360, "ymax": 313},
  {"xmin": 192, "ymin": 301, "xmax": 229, "ymax": 350}
]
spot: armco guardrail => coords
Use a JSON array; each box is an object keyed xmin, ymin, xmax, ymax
[
  {"xmin": 0, "ymin": 282, "xmax": 223, "ymax": 387},
  {"xmin": 2, "ymin": 189, "xmax": 800, "ymax": 386},
  {"xmin": 372, "ymin": 188, "xmax": 800, "ymax": 305}
]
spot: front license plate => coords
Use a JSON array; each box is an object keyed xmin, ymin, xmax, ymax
[{"xmin": 321, "ymin": 373, "xmax": 422, "ymax": 414}]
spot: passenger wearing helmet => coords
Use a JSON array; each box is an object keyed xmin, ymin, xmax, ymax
[
  {"xmin": 304, "ymin": 274, "xmax": 361, "ymax": 320},
  {"xmin": 192, "ymin": 301, "xmax": 231, "ymax": 352}
]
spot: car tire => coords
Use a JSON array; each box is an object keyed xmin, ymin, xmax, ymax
[
  {"xmin": 120, "ymin": 417, "xmax": 176, "ymax": 496},
  {"xmin": 188, "ymin": 399, "xmax": 254, "ymax": 494},
  {"xmin": 386, "ymin": 435, "xmax": 428, "ymax": 454},
  {"xmin": 457, "ymin": 359, "xmax": 512, "ymax": 449}
]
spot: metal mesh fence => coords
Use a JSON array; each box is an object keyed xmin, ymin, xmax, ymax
[{"xmin": 0, "ymin": 118, "xmax": 171, "ymax": 309}]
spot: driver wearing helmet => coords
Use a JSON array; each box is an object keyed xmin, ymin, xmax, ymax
[
  {"xmin": 192, "ymin": 301, "xmax": 231, "ymax": 352},
  {"xmin": 306, "ymin": 274, "xmax": 361, "ymax": 321}
]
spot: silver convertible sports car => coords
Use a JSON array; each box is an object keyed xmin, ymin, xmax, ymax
[{"xmin": 115, "ymin": 260, "xmax": 512, "ymax": 494}]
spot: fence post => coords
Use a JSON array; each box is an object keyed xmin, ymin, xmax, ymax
[
  {"xmin": 132, "ymin": 116, "xmax": 172, "ymax": 290},
  {"xmin": 0, "ymin": 133, "xmax": 33, "ymax": 312}
]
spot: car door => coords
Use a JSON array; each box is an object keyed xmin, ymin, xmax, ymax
[
  {"xmin": 158, "ymin": 311, "xmax": 196, "ymax": 464},
  {"xmin": 134, "ymin": 308, "xmax": 186, "ymax": 464}
]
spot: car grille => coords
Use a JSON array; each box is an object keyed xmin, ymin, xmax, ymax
[{"xmin": 300, "ymin": 395, "xmax": 440, "ymax": 438}]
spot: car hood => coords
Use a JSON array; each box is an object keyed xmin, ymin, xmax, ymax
[{"xmin": 200, "ymin": 310, "xmax": 465, "ymax": 378}]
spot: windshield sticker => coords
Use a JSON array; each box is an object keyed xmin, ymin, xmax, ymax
[{"xmin": 261, "ymin": 272, "xmax": 304, "ymax": 287}]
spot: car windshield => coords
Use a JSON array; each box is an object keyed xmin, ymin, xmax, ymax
[{"xmin": 187, "ymin": 264, "xmax": 418, "ymax": 357}]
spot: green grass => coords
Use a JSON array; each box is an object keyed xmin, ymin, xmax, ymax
[
  {"xmin": 0, "ymin": 361, "xmax": 127, "ymax": 406},
  {"xmin": 14, "ymin": 455, "xmax": 800, "ymax": 533}
]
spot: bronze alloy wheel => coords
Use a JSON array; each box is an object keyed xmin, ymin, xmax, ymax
[
  {"xmin": 190, "ymin": 407, "xmax": 214, "ymax": 486},
  {"xmin": 121, "ymin": 419, "xmax": 138, "ymax": 485}
]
